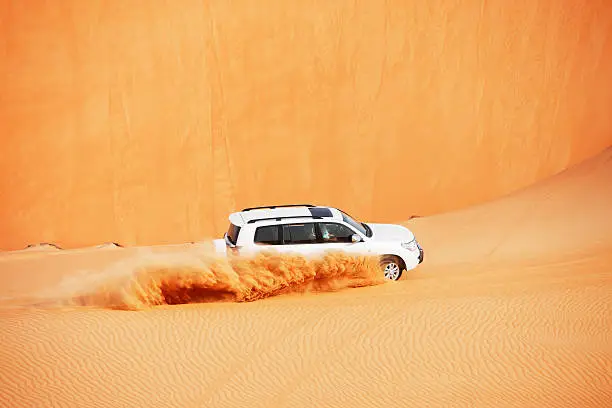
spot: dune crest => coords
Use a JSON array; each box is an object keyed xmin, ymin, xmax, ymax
[{"xmin": 52, "ymin": 250, "xmax": 386, "ymax": 310}]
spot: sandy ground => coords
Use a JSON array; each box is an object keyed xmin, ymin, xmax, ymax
[
  {"xmin": 0, "ymin": 149, "xmax": 610, "ymax": 407},
  {"xmin": 3, "ymin": 3, "xmax": 612, "ymax": 406}
]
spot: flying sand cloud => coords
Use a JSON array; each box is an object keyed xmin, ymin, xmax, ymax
[{"xmin": 48, "ymin": 249, "xmax": 387, "ymax": 310}]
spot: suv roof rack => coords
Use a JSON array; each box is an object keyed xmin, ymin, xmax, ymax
[
  {"xmin": 242, "ymin": 204, "xmax": 316, "ymax": 211},
  {"xmin": 246, "ymin": 215, "xmax": 323, "ymax": 224}
]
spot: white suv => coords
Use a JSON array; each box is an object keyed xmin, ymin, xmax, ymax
[{"xmin": 214, "ymin": 204, "xmax": 424, "ymax": 281}]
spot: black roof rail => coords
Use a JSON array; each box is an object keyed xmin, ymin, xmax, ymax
[
  {"xmin": 246, "ymin": 215, "xmax": 323, "ymax": 224},
  {"xmin": 242, "ymin": 204, "xmax": 316, "ymax": 211}
]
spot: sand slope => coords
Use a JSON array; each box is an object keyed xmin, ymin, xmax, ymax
[
  {"xmin": 3, "ymin": 0, "xmax": 612, "ymax": 250},
  {"xmin": 1, "ymin": 149, "xmax": 611, "ymax": 407}
]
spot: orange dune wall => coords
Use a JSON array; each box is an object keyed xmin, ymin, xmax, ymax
[{"xmin": 1, "ymin": 0, "xmax": 612, "ymax": 250}]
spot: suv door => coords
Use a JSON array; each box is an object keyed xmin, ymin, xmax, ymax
[
  {"xmin": 317, "ymin": 222, "xmax": 368, "ymax": 256},
  {"xmin": 275, "ymin": 221, "xmax": 367, "ymax": 258},
  {"xmin": 249, "ymin": 222, "xmax": 322, "ymax": 257},
  {"xmin": 277, "ymin": 222, "xmax": 322, "ymax": 256}
]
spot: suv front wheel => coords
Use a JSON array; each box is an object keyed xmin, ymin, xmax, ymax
[{"xmin": 380, "ymin": 255, "xmax": 404, "ymax": 281}]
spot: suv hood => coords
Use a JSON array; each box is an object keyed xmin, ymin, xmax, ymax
[{"xmin": 366, "ymin": 223, "xmax": 415, "ymax": 242}]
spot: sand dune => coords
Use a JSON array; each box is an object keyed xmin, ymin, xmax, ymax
[
  {"xmin": 1, "ymin": 149, "xmax": 611, "ymax": 407},
  {"xmin": 2, "ymin": 2, "xmax": 612, "ymax": 406},
  {"xmin": 3, "ymin": 0, "xmax": 612, "ymax": 250}
]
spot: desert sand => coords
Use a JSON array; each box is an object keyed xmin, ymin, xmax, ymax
[
  {"xmin": 2, "ymin": 1, "xmax": 612, "ymax": 250},
  {"xmin": 0, "ymin": 148, "xmax": 610, "ymax": 407},
  {"xmin": 2, "ymin": 1, "xmax": 612, "ymax": 407}
]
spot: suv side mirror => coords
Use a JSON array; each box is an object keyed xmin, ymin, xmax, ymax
[{"xmin": 351, "ymin": 234, "xmax": 363, "ymax": 243}]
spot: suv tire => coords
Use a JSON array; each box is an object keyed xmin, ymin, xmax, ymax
[{"xmin": 380, "ymin": 255, "xmax": 404, "ymax": 281}]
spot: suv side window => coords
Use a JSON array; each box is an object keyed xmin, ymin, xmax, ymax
[
  {"xmin": 282, "ymin": 223, "xmax": 319, "ymax": 244},
  {"xmin": 254, "ymin": 225, "xmax": 280, "ymax": 245},
  {"xmin": 319, "ymin": 222, "xmax": 356, "ymax": 243}
]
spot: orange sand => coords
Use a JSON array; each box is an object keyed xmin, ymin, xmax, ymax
[
  {"xmin": 1, "ymin": 148, "xmax": 610, "ymax": 407},
  {"xmin": 2, "ymin": 1, "xmax": 612, "ymax": 250},
  {"xmin": 2, "ymin": 1, "xmax": 612, "ymax": 407}
]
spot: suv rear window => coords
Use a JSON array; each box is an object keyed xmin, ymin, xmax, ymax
[
  {"xmin": 282, "ymin": 223, "xmax": 318, "ymax": 244},
  {"xmin": 254, "ymin": 225, "xmax": 280, "ymax": 245},
  {"xmin": 226, "ymin": 223, "xmax": 241, "ymax": 245}
]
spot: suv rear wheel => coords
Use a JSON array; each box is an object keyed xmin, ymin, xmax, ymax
[{"xmin": 380, "ymin": 255, "xmax": 404, "ymax": 281}]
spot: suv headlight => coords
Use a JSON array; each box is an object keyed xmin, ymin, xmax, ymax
[{"xmin": 401, "ymin": 239, "xmax": 418, "ymax": 251}]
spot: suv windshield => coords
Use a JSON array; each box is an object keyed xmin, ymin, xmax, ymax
[{"xmin": 341, "ymin": 211, "xmax": 372, "ymax": 238}]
